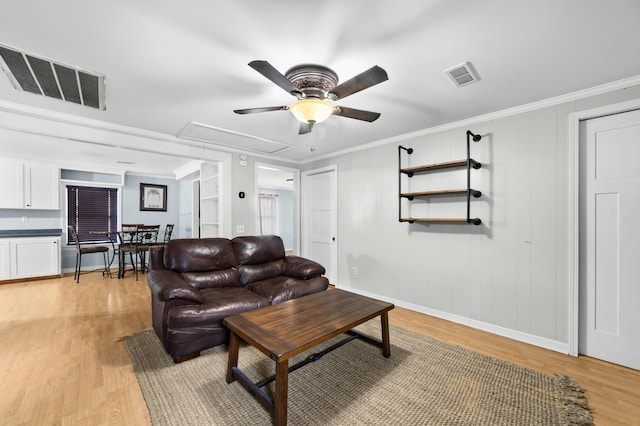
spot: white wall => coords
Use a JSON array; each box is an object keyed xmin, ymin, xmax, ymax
[
  {"xmin": 121, "ymin": 175, "xmax": 180, "ymax": 231},
  {"xmin": 303, "ymin": 83, "xmax": 640, "ymax": 351},
  {"xmin": 231, "ymin": 153, "xmax": 298, "ymax": 237}
]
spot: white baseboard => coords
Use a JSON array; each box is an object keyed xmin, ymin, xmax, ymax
[{"xmin": 336, "ymin": 284, "xmax": 571, "ymax": 355}]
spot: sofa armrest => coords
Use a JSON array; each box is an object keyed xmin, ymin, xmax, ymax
[
  {"xmin": 147, "ymin": 270, "xmax": 204, "ymax": 304},
  {"xmin": 149, "ymin": 246, "xmax": 167, "ymax": 271},
  {"xmin": 283, "ymin": 255, "xmax": 326, "ymax": 279}
]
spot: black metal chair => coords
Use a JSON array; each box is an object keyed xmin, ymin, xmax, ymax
[
  {"xmin": 119, "ymin": 225, "xmax": 160, "ymax": 280},
  {"xmin": 68, "ymin": 225, "xmax": 111, "ymax": 283},
  {"xmin": 116, "ymin": 224, "xmax": 142, "ymax": 278},
  {"xmin": 162, "ymin": 224, "xmax": 174, "ymax": 243}
]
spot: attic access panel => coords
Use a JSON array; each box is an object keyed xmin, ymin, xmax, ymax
[{"xmin": 0, "ymin": 43, "xmax": 105, "ymax": 110}]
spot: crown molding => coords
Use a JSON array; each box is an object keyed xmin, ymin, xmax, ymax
[{"xmin": 302, "ymin": 74, "xmax": 640, "ymax": 164}]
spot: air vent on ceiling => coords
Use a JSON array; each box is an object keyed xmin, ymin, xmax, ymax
[
  {"xmin": 0, "ymin": 43, "xmax": 105, "ymax": 109},
  {"xmin": 444, "ymin": 62, "xmax": 480, "ymax": 87}
]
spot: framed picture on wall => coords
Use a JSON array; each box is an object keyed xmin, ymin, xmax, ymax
[{"xmin": 140, "ymin": 183, "xmax": 167, "ymax": 211}]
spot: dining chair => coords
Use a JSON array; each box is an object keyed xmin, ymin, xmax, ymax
[
  {"xmin": 68, "ymin": 225, "xmax": 111, "ymax": 283},
  {"xmin": 148, "ymin": 225, "xmax": 175, "ymax": 268},
  {"xmin": 119, "ymin": 225, "xmax": 160, "ymax": 280},
  {"xmin": 138, "ymin": 225, "xmax": 160, "ymax": 272},
  {"xmin": 117, "ymin": 224, "xmax": 142, "ymax": 278},
  {"xmin": 162, "ymin": 224, "xmax": 174, "ymax": 243}
]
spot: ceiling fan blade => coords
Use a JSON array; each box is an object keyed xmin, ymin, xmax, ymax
[
  {"xmin": 234, "ymin": 106, "xmax": 289, "ymax": 114},
  {"xmin": 248, "ymin": 60, "xmax": 301, "ymax": 97},
  {"xmin": 329, "ymin": 65, "xmax": 388, "ymax": 100},
  {"xmin": 298, "ymin": 121, "xmax": 315, "ymax": 135},
  {"xmin": 334, "ymin": 106, "xmax": 381, "ymax": 122}
]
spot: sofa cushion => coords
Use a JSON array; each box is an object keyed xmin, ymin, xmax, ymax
[
  {"xmin": 238, "ymin": 259, "xmax": 284, "ymax": 285},
  {"xmin": 167, "ymin": 287, "xmax": 269, "ymax": 330},
  {"xmin": 233, "ymin": 235, "xmax": 285, "ymax": 265},
  {"xmin": 164, "ymin": 238, "xmax": 237, "ymax": 273},
  {"xmin": 283, "ymin": 255, "xmax": 326, "ymax": 279},
  {"xmin": 180, "ymin": 268, "xmax": 241, "ymax": 290},
  {"xmin": 246, "ymin": 276, "xmax": 330, "ymax": 305}
]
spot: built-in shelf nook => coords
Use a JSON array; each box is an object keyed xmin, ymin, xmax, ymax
[{"xmin": 398, "ymin": 130, "xmax": 483, "ymax": 225}]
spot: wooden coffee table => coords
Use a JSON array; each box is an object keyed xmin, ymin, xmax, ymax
[{"xmin": 224, "ymin": 288, "xmax": 394, "ymax": 426}]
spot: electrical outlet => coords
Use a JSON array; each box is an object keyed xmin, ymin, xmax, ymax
[
  {"xmin": 236, "ymin": 225, "xmax": 245, "ymax": 233},
  {"xmin": 21, "ymin": 216, "xmax": 28, "ymax": 223},
  {"xmin": 352, "ymin": 267, "xmax": 358, "ymax": 275}
]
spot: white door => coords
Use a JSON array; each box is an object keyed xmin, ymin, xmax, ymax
[
  {"xmin": 302, "ymin": 166, "xmax": 337, "ymax": 284},
  {"xmin": 579, "ymin": 108, "xmax": 640, "ymax": 370}
]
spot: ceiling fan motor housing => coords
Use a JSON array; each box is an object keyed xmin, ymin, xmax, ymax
[{"xmin": 285, "ymin": 64, "xmax": 338, "ymax": 100}]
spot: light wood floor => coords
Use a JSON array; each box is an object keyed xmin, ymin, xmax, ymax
[{"xmin": 1, "ymin": 274, "xmax": 639, "ymax": 425}]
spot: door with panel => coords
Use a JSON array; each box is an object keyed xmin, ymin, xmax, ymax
[
  {"xmin": 579, "ymin": 108, "xmax": 640, "ymax": 370},
  {"xmin": 302, "ymin": 166, "xmax": 337, "ymax": 285}
]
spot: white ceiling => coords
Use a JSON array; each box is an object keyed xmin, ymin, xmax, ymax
[{"xmin": 1, "ymin": 0, "xmax": 639, "ymax": 177}]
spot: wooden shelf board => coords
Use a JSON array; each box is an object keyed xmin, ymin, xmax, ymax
[
  {"xmin": 400, "ymin": 217, "xmax": 481, "ymax": 224},
  {"xmin": 401, "ymin": 189, "xmax": 468, "ymax": 197},
  {"xmin": 401, "ymin": 158, "xmax": 480, "ymax": 174},
  {"xmin": 401, "ymin": 160, "xmax": 466, "ymax": 173}
]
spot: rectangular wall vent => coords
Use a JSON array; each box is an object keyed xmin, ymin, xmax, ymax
[
  {"xmin": 0, "ymin": 43, "xmax": 105, "ymax": 109},
  {"xmin": 444, "ymin": 61, "xmax": 480, "ymax": 87}
]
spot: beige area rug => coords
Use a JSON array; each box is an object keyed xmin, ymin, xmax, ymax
[{"xmin": 125, "ymin": 322, "xmax": 592, "ymax": 426}]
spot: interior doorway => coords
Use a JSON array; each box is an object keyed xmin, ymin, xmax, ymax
[{"xmin": 255, "ymin": 163, "xmax": 300, "ymax": 255}]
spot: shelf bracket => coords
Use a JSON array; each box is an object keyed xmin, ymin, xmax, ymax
[
  {"xmin": 466, "ymin": 131, "xmax": 482, "ymax": 224},
  {"xmin": 398, "ymin": 146, "xmax": 413, "ymax": 222}
]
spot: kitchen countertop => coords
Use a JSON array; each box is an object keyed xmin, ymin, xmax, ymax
[{"xmin": 0, "ymin": 229, "xmax": 63, "ymax": 238}]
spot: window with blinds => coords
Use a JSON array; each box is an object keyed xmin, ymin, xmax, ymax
[{"xmin": 67, "ymin": 186, "xmax": 118, "ymax": 244}]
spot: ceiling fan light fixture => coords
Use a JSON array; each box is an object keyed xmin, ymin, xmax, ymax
[{"xmin": 289, "ymin": 98, "xmax": 334, "ymax": 124}]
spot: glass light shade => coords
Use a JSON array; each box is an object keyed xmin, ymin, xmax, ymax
[{"xmin": 289, "ymin": 99, "xmax": 334, "ymax": 124}]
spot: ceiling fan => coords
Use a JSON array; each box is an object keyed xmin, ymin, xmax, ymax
[{"xmin": 234, "ymin": 60, "xmax": 388, "ymax": 134}]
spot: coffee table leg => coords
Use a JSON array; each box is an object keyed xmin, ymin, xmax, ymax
[
  {"xmin": 381, "ymin": 312, "xmax": 391, "ymax": 358},
  {"xmin": 226, "ymin": 331, "xmax": 239, "ymax": 383},
  {"xmin": 273, "ymin": 359, "xmax": 289, "ymax": 426}
]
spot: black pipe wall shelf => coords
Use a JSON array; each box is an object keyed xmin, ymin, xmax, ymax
[{"xmin": 398, "ymin": 130, "xmax": 483, "ymax": 225}]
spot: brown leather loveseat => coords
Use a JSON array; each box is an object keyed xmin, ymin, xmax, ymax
[{"xmin": 147, "ymin": 235, "xmax": 329, "ymax": 362}]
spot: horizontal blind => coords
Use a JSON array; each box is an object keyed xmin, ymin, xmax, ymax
[{"xmin": 67, "ymin": 186, "xmax": 118, "ymax": 244}]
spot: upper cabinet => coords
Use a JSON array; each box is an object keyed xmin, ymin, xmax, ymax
[{"xmin": 0, "ymin": 159, "xmax": 60, "ymax": 210}]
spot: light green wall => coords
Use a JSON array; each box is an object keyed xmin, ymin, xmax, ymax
[{"xmin": 302, "ymin": 83, "xmax": 640, "ymax": 345}]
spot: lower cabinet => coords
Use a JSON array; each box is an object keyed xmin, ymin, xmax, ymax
[
  {"xmin": 0, "ymin": 237, "xmax": 61, "ymax": 281},
  {"xmin": 0, "ymin": 240, "xmax": 10, "ymax": 280}
]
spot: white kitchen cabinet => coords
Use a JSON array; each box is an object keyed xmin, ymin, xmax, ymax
[
  {"xmin": 0, "ymin": 159, "xmax": 60, "ymax": 209},
  {"xmin": 7, "ymin": 237, "xmax": 61, "ymax": 279},
  {"xmin": 0, "ymin": 240, "xmax": 10, "ymax": 280}
]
